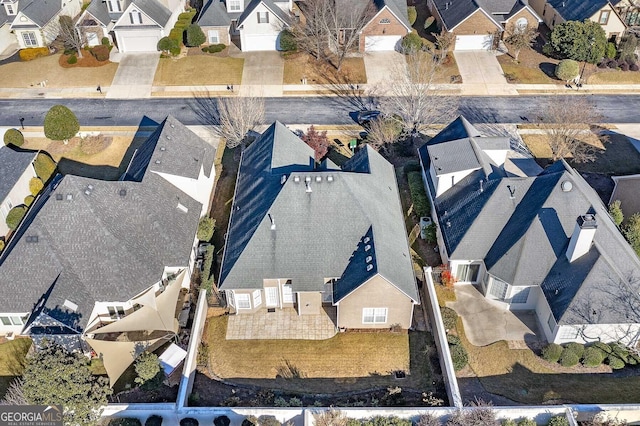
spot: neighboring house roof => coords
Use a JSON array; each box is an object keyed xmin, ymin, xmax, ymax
[
  {"xmin": 432, "ymin": 0, "xmax": 538, "ymax": 30},
  {"xmin": 82, "ymin": 0, "xmax": 112, "ymax": 26},
  {"xmin": 0, "ymin": 7, "xmax": 10, "ymax": 27},
  {"xmin": 375, "ymin": 0, "xmax": 411, "ymax": 29},
  {"xmin": 198, "ymin": 0, "xmax": 233, "ymax": 26},
  {"xmin": 547, "ymin": 0, "xmax": 612, "ymax": 22},
  {"xmin": 219, "ymin": 121, "xmax": 418, "ymax": 304},
  {"xmin": 420, "ymin": 116, "xmax": 640, "ymax": 326},
  {"xmin": 110, "ymin": 0, "xmax": 173, "ymax": 28},
  {"xmin": 0, "ymin": 145, "xmax": 37, "ymax": 204},
  {"xmin": 0, "ymin": 116, "xmax": 209, "ymax": 332},
  {"xmin": 237, "ymin": 0, "xmax": 290, "ymax": 27},
  {"xmin": 610, "ymin": 175, "xmax": 640, "ymax": 222},
  {"xmin": 13, "ymin": 0, "xmax": 62, "ymax": 27}
]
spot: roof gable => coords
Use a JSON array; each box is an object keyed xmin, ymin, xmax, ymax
[
  {"xmin": 12, "ymin": 0, "xmax": 61, "ymax": 27},
  {"xmin": 114, "ymin": 0, "xmax": 171, "ymax": 27},
  {"xmin": 237, "ymin": 0, "xmax": 290, "ymax": 27}
]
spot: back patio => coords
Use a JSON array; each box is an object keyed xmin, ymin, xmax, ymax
[{"xmin": 225, "ymin": 307, "xmax": 337, "ymax": 340}]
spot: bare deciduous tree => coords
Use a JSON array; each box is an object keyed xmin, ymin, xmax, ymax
[
  {"xmin": 375, "ymin": 50, "xmax": 458, "ymax": 135},
  {"xmin": 290, "ymin": 0, "xmax": 375, "ymax": 70},
  {"xmin": 191, "ymin": 91, "xmax": 265, "ymax": 150},
  {"xmin": 52, "ymin": 15, "xmax": 87, "ymax": 58},
  {"xmin": 0, "ymin": 378, "xmax": 27, "ymax": 405},
  {"xmin": 504, "ymin": 23, "xmax": 539, "ymax": 61},
  {"xmin": 538, "ymin": 96, "xmax": 604, "ymax": 163},
  {"xmin": 365, "ymin": 115, "xmax": 403, "ymax": 150},
  {"xmin": 432, "ymin": 30, "xmax": 455, "ymax": 62}
]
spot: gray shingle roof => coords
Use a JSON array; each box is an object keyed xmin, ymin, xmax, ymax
[
  {"xmin": 219, "ymin": 121, "xmax": 418, "ymax": 303},
  {"xmin": 237, "ymin": 0, "xmax": 290, "ymax": 27},
  {"xmin": 197, "ymin": 0, "xmax": 232, "ymax": 26},
  {"xmin": 84, "ymin": 0, "xmax": 112, "ymax": 26},
  {"xmin": 0, "ymin": 116, "xmax": 210, "ymax": 331},
  {"xmin": 421, "ymin": 117, "xmax": 640, "ymax": 326},
  {"xmin": 112, "ymin": 0, "xmax": 172, "ymax": 27},
  {"xmin": 15, "ymin": 0, "xmax": 62, "ymax": 27},
  {"xmin": 431, "ymin": 0, "xmax": 533, "ymax": 30},
  {"xmin": 547, "ymin": 0, "xmax": 612, "ymax": 22},
  {"xmin": 0, "ymin": 145, "xmax": 36, "ymax": 204}
]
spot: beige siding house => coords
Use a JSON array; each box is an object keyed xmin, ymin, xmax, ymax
[
  {"xmin": 8, "ymin": 0, "xmax": 82, "ymax": 49},
  {"xmin": 219, "ymin": 122, "xmax": 419, "ymax": 336},
  {"xmin": 530, "ymin": 0, "xmax": 626, "ymax": 40}
]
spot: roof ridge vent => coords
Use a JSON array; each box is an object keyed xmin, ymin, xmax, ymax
[
  {"xmin": 293, "ymin": 176, "xmax": 300, "ymax": 183},
  {"xmin": 315, "ymin": 176, "xmax": 322, "ymax": 183},
  {"xmin": 366, "ymin": 255, "xmax": 372, "ymax": 263}
]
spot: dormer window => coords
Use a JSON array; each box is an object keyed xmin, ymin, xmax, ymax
[
  {"xmin": 228, "ymin": 0, "xmax": 241, "ymax": 12},
  {"xmin": 107, "ymin": 0, "xmax": 122, "ymax": 13},
  {"xmin": 129, "ymin": 9, "xmax": 142, "ymax": 24},
  {"xmin": 5, "ymin": 3, "xmax": 15, "ymax": 15}
]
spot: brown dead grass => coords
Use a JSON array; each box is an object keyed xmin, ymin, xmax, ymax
[
  {"xmin": 588, "ymin": 70, "xmax": 640, "ymax": 84},
  {"xmin": 283, "ymin": 53, "xmax": 367, "ymax": 85},
  {"xmin": 203, "ymin": 315, "xmax": 433, "ymax": 394},
  {"xmin": 0, "ymin": 54, "xmax": 118, "ymax": 88},
  {"xmin": 153, "ymin": 56, "xmax": 244, "ymax": 85}
]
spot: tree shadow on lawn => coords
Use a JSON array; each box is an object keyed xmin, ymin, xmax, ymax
[{"xmin": 539, "ymin": 62, "xmax": 558, "ymax": 79}]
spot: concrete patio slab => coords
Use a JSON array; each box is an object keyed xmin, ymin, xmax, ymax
[
  {"xmin": 106, "ymin": 53, "xmax": 160, "ymax": 99},
  {"xmin": 226, "ymin": 307, "xmax": 337, "ymax": 340},
  {"xmin": 448, "ymin": 284, "xmax": 544, "ymax": 346}
]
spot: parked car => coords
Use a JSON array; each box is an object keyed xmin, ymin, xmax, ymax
[{"xmin": 356, "ymin": 110, "xmax": 381, "ymax": 125}]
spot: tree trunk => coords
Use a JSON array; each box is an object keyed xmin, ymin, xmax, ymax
[{"xmin": 514, "ymin": 48, "xmax": 520, "ymax": 61}]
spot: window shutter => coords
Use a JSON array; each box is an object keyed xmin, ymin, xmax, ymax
[{"xmin": 129, "ymin": 12, "xmax": 134, "ymax": 24}]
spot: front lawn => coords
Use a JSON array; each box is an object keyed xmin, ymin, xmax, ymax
[
  {"xmin": 202, "ymin": 315, "xmax": 433, "ymax": 395},
  {"xmin": 498, "ymin": 54, "xmax": 558, "ymax": 84},
  {"xmin": 283, "ymin": 53, "xmax": 367, "ymax": 85},
  {"xmin": 521, "ymin": 132, "xmax": 640, "ymax": 175},
  {"xmin": 153, "ymin": 56, "xmax": 244, "ymax": 86},
  {"xmin": 0, "ymin": 338, "xmax": 32, "ymax": 399},
  {"xmin": 0, "ymin": 54, "xmax": 118, "ymax": 88},
  {"xmin": 588, "ymin": 70, "xmax": 640, "ymax": 84}
]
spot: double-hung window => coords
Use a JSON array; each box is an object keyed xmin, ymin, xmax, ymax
[
  {"xmin": 257, "ymin": 11, "xmax": 269, "ymax": 23},
  {"xmin": 363, "ymin": 307, "xmax": 387, "ymax": 324}
]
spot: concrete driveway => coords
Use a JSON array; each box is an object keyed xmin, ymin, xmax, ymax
[
  {"xmin": 239, "ymin": 51, "xmax": 284, "ymax": 97},
  {"xmin": 364, "ymin": 51, "xmax": 407, "ymax": 87},
  {"xmin": 453, "ymin": 51, "xmax": 517, "ymax": 96},
  {"xmin": 448, "ymin": 284, "xmax": 544, "ymax": 347},
  {"xmin": 106, "ymin": 53, "xmax": 160, "ymax": 99}
]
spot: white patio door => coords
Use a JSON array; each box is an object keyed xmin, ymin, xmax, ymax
[{"xmin": 265, "ymin": 287, "xmax": 279, "ymax": 307}]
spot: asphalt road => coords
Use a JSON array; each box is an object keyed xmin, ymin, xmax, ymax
[{"xmin": 0, "ymin": 95, "xmax": 639, "ymax": 127}]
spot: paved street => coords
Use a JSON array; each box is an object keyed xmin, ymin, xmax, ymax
[{"xmin": 2, "ymin": 95, "xmax": 640, "ymax": 127}]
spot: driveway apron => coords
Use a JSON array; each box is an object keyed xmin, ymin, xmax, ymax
[
  {"xmin": 363, "ymin": 51, "xmax": 407, "ymax": 87},
  {"xmin": 106, "ymin": 53, "xmax": 160, "ymax": 99},
  {"xmin": 454, "ymin": 51, "xmax": 517, "ymax": 96},
  {"xmin": 239, "ymin": 51, "xmax": 284, "ymax": 97}
]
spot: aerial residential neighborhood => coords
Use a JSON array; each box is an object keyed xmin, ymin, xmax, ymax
[{"xmin": 3, "ymin": 0, "xmax": 640, "ymax": 424}]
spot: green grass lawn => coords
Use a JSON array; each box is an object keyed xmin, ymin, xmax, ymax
[
  {"xmin": 203, "ymin": 315, "xmax": 433, "ymax": 394},
  {"xmin": 0, "ymin": 338, "xmax": 32, "ymax": 399}
]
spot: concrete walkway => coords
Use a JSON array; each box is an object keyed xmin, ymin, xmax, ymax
[
  {"xmin": 106, "ymin": 53, "xmax": 160, "ymax": 99},
  {"xmin": 448, "ymin": 284, "xmax": 544, "ymax": 347},
  {"xmin": 238, "ymin": 51, "xmax": 284, "ymax": 97},
  {"xmin": 454, "ymin": 51, "xmax": 518, "ymax": 96}
]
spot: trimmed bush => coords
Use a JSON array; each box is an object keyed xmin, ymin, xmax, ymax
[
  {"xmin": 558, "ymin": 349, "xmax": 579, "ymax": 367},
  {"xmin": 608, "ymin": 59, "xmax": 619, "ymax": 69},
  {"xmin": 214, "ymin": 416, "xmax": 230, "ymax": 426},
  {"xmin": 186, "ymin": 23, "xmax": 206, "ymax": 47},
  {"xmin": 197, "ymin": 216, "xmax": 216, "ymax": 241},
  {"xmin": 502, "ymin": 420, "xmax": 517, "ymax": 426},
  {"xmin": 542, "ymin": 343, "xmax": 563, "ymax": 363},
  {"xmin": 564, "ymin": 342, "xmax": 585, "ymax": 358},
  {"xmin": 547, "ymin": 416, "xmax": 569, "ymax": 426},
  {"xmin": 134, "ymin": 351, "xmax": 161, "ymax": 385},
  {"xmin": 44, "ymin": 105, "xmax": 79, "ymax": 141},
  {"xmin": 24, "ymin": 195, "xmax": 34, "ymax": 207},
  {"xmin": 180, "ymin": 419, "xmax": 199, "ymax": 426},
  {"xmin": 29, "ymin": 177, "xmax": 43, "ymax": 196},
  {"xmin": 450, "ymin": 343, "xmax": 468, "ymax": 371},
  {"xmin": 91, "ymin": 44, "xmax": 110, "ymax": 61},
  {"xmin": 200, "ymin": 244, "xmax": 215, "ymax": 292},
  {"xmin": 67, "ymin": 55, "xmax": 77, "ymax": 64},
  {"xmin": 582, "ymin": 346, "xmax": 606, "ymax": 367},
  {"xmin": 446, "ymin": 406, "xmax": 497, "ymax": 425},
  {"xmin": 605, "ymin": 42, "xmax": 617, "ymax": 59},
  {"xmin": 620, "ymin": 62, "xmax": 630, "ymax": 71},
  {"xmin": 203, "ymin": 43, "xmax": 226, "ymax": 53},
  {"xmin": 606, "ymin": 354, "xmax": 626, "ymax": 369},
  {"xmin": 169, "ymin": 28, "xmax": 185, "ymax": 44},
  {"xmin": 407, "ymin": 172, "xmax": 430, "ymax": 217},
  {"xmin": 145, "ymin": 415, "xmax": 163, "ymax": 426},
  {"xmin": 440, "ymin": 306, "xmax": 458, "ymax": 330},
  {"xmin": 160, "ymin": 35, "xmax": 179, "ymax": 54},
  {"xmin": 593, "ymin": 341, "xmax": 612, "ymax": 354},
  {"xmin": 517, "ymin": 420, "xmax": 536, "ymax": 426},
  {"xmin": 102, "ymin": 36, "xmax": 110, "ymax": 45},
  {"xmin": 555, "ymin": 59, "xmax": 579, "ymax": 82},
  {"xmin": 610, "ymin": 342, "xmax": 630, "ymax": 362},
  {"xmin": 407, "ymin": 6, "xmax": 417, "ymax": 26},
  {"xmin": 6, "ymin": 205, "xmax": 27, "ymax": 230},
  {"xmin": 279, "ymin": 29, "xmax": 297, "ymax": 51},
  {"xmin": 34, "ymin": 153, "xmax": 56, "ymax": 182},
  {"xmin": 424, "ymin": 16, "xmax": 435, "ymax": 30},
  {"xmin": 178, "ymin": 10, "xmax": 196, "ymax": 20},
  {"xmin": 631, "ymin": 63, "xmax": 640, "ymax": 71},
  {"xmin": 447, "ymin": 334, "xmax": 461, "ymax": 345},
  {"xmin": 19, "ymin": 47, "xmax": 49, "ymax": 61},
  {"xmin": 3, "ymin": 128, "xmax": 24, "ymax": 146},
  {"xmin": 401, "ymin": 31, "xmax": 422, "ymax": 53},
  {"xmin": 258, "ymin": 416, "xmax": 281, "ymax": 426}
]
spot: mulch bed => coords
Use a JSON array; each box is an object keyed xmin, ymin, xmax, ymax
[
  {"xmin": 59, "ymin": 52, "xmax": 111, "ymax": 68},
  {"xmin": 186, "ymin": 46, "xmax": 230, "ymax": 58}
]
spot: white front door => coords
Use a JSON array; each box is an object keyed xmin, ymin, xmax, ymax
[{"xmin": 265, "ymin": 286, "xmax": 279, "ymax": 307}]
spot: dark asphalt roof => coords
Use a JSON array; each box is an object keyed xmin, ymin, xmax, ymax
[
  {"xmin": 420, "ymin": 116, "xmax": 640, "ymax": 326},
  {"xmin": 0, "ymin": 145, "xmax": 37, "ymax": 204},
  {"xmin": 431, "ymin": 0, "xmax": 533, "ymax": 30},
  {"xmin": 237, "ymin": 0, "xmax": 290, "ymax": 27},
  {"xmin": 219, "ymin": 121, "xmax": 418, "ymax": 303},
  {"xmin": 14, "ymin": 0, "xmax": 61, "ymax": 27},
  {"xmin": 547, "ymin": 0, "xmax": 611, "ymax": 22},
  {"xmin": 0, "ymin": 116, "xmax": 209, "ymax": 331},
  {"xmin": 83, "ymin": 0, "xmax": 112, "ymax": 26}
]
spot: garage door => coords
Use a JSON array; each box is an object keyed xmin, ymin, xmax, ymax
[
  {"xmin": 120, "ymin": 33, "xmax": 160, "ymax": 52},
  {"xmin": 365, "ymin": 35, "xmax": 401, "ymax": 51},
  {"xmin": 242, "ymin": 34, "xmax": 279, "ymax": 51},
  {"xmin": 454, "ymin": 35, "xmax": 493, "ymax": 51}
]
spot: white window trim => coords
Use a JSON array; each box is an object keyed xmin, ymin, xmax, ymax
[
  {"xmin": 129, "ymin": 9, "xmax": 142, "ymax": 24},
  {"xmin": 208, "ymin": 30, "xmax": 219, "ymax": 44},
  {"xmin": 252, "ymin": 289, "xmax": 262, "ymax": 307},
  {"xmin": 362, "ymin": 307, "xmax": 388, "ymax": 324},
  {"xmin": 107, "ymin": 305, "xmax": 125, "ymax": 320},
  {"xmin": 257, "ymin": 11, "xmax": 269, "ymax": 24},
  {"xmin": 282, "ymin": 284, "xmax": 294, "ymax": 304},
  {"xmin": 229, "ymin": 0, "xmax": 241, "ymax": 11},
  {"xmin": 236, "ymin": 293, "xmax": 251, "ymax": 309},
  {"xmin": 22, "ymin": 31, "xmax": 37, "ymax": 47}
]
